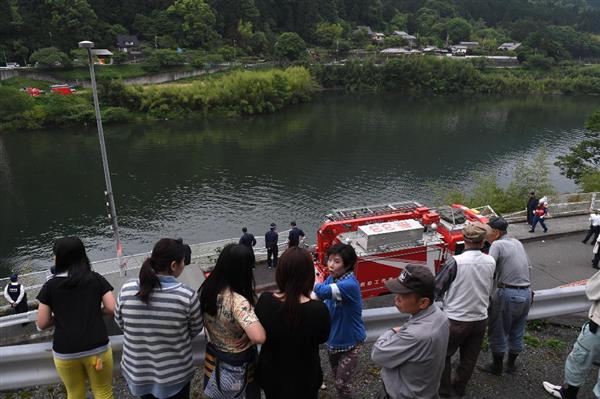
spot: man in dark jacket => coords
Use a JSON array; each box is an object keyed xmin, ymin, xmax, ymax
[
  {"xmin": 526, "ymin": 191, "xmax": 538, "ymax": 227},
  {"xmin": 3, "ymin": 274, "xmax": 28, "ymax": 326},
  {"xmin": 288, "ymin": 221, "xmax": 305, "ymax": 248},
  {"xmin": 265, "ymin": 223, "xmax": 278, "ymax": 269}
]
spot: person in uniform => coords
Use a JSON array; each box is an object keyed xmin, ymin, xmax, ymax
[
  {"xmin": 371, "ymin": 265, "xmax": 449, "ymax": 399},
  {"xmin": 481, "ymin": 216, "xmax": 532, "ymax": 375},
  {"xmin": 583, "ymin": 209, "xmax": 600, "ymax": 245},
  {"xmin": 434, "ymin": 222, "xmax": 496, "ymax": 397},
  {"xmin": 3, "ymin": 274, "xmax": 28, "ymax": 322},
  {"xmin": 542, "ymin": 267, "xmax": 600, "ymax": 398},
  {"xmin": 239, "ymin": 227, "xmax": 257, "ymax": 266},
  {"xmin": 288, "ymin": 221, "xmax": 305, "ymax": 248},
  {"xmin": 265, "ymin": 223, "xmax": 279, "ymax": 269}
]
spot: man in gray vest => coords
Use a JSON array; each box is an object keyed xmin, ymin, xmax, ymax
[
  {"xmin": 435, "ymin": 222, "xmax": 496, "ymax": 397},
  {"xmin": 372, "ymin": 265, "xmax": 449, "ymax": 399},
  {"xmin": 481, "ymin": 216, "xmax": 532, "ymax": 375}
]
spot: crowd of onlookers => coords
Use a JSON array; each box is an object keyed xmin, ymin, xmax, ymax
[{"xmin": 0, "ymin": 208, "xmax": 596, "ymax": 399}]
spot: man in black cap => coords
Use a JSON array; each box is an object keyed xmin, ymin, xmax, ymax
[
  {"xmin": 265, "ymin": 223, "xmax": 279, "ymax": 269},
  {"xmin": 481, "ymin": 216, "xmax": 532, "ymax": 376},
  {"xmin": 371, "ymin": 265, "xmax": 449, "ymax": 399},
  {"xmin": 287, "ymin": 221, "xmax": 305, "ymax": 248}
]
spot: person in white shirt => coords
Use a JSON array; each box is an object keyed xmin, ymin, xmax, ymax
[{"xmin": 583, "ymin": 209, "xmax": 600, "ymax": 245}]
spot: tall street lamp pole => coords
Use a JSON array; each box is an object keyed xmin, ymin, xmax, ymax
[{"xmin": 78, "ymin": 40, "xmax": 125, "ymax": 276}]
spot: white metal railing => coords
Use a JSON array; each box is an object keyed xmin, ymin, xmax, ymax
[
  {"xmin": 0, "ymin": 284, "xmax": 591, "ymax": 391},
  {"xmin": 503, "ymin": 192, "xmax": 597, "ymax": 223},
  {"xmin": 0, "ymin": 230, "xmax": 292, "ymax": 308}
]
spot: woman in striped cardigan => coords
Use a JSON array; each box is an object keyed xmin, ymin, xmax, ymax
[{"xmin": 115, "ymin": 238, "xmax": 204, "ymax": 399}]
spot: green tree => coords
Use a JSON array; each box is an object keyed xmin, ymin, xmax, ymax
[
  {"xmin": 30, "ymin": 47, "xmax": 71, "ymax": 68},
  {"xmin": 555, "ymin": 110, "xmax": 600, "ymax": 184},
  {"xmin": 274, "ymin": 32, "xmax": 306, "ymax": 62},
  {"xmin": 446, "ymin": 17, "xmax": 472, "ymax": 43},
  {"xmin": 315, "ymin": 22, "xmax": 343, "ymax": 47},
  {"xmin": 46, "ymin": 0, "xmax": 100, "ymax": 51},
  {"xmin": 167, "ymin": 0, "xmax": 219, "ymax": 49}
]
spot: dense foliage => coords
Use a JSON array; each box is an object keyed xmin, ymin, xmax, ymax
[
  {"xmin": 0, "ymin": 67, "xmax": 316, "ymax": 131},
  {"xmin": 2, "ymin": 0, "xmax": 600, "ymax": 65}
]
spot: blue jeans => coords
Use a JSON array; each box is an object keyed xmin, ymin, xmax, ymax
[
  {"xmin": 531, "ymin": 216, "xmax": 547, "ymax": 232},
  {"xmin": 564, "ymin": 322, "xmax": 600, "ymax": 397},
  {"xmin": 488, "ymin": 287, "xmax": 532, "ymax": 354}
]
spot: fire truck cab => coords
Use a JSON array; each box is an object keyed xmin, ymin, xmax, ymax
[{"xmin": 313, "ymin": 201, "xmax": 496, "ymax": 299}]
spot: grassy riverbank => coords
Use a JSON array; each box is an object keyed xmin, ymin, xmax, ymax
[
  {"xmin": 2, "ymin": 61, "xmax": 600, "ymax": 132},
  {"xmin": 0, "ymin": 67, "xmax": 316, "ymax": 132}
]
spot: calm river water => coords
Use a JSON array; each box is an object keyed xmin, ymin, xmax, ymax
[{"xmin": 1, "ymin": 93, "xmax": 598, "ymax": 276}]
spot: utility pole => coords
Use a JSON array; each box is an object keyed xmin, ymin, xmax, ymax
[
  {"xmin": 233, "ymin": 39, "xmax": 237, "ymax": 64},
  {"xmin": 78, "ymin": 40, "xmax": 125, "ymax": 276}
]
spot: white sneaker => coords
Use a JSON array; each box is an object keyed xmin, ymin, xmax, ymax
[
  {"xmin": 320, "ymin": 383, "xmax": 327, "ymax": 390},
  {"xmin": 542, "ymin": 381, "xmax": 563, "ymax": 398}
]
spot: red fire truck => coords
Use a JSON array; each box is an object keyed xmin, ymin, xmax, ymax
[{"xmin": 313, "ymin": 201, "xmax": 496, "ymax": 299}]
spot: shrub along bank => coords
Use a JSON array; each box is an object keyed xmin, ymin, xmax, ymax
[
  {"xmin": 312, "ymin": 58, "xmax": 600, "ymax": 95},
  {"xmin": 0, "ymin": 67, "xmax": 316, "ymax": 132}
]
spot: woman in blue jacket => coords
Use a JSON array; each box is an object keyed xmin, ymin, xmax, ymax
[{"xmin": 313, "ymin": 243, "xmax": 366, "ymax": 399}]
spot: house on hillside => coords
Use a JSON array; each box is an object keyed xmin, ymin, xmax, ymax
[
  {"xmin": 116, "ymin": 35, "xmax": 140, "ymax": 54},
  {"xmin": 450, "ymin": 45, "xmax": 468, "ymax": 56},
  {"xmin": 372, "ymin": 32, "xmax": 385, "ymax": 44},
  {"xmin": 355, "ymin": 26, "xmax": 374, "ymax": 36},
  {"xmin": 458, "ymin": 41, "xmax": 479, "ymax": 49},
  {"xmin": 91, "ymin": 49, "xmax": 113, "ymax": 65},
  {"xmin": 392, "ymin": 31, "xmax": 417, "ymax": 46},
  {"xmin": 498, "ymin": 42, "xmax": 522, "ymax": 51}
]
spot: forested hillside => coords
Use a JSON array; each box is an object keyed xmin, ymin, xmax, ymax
[{"xmin": 2, "ymin": 0, "xmax": 600, "ymax": 65}]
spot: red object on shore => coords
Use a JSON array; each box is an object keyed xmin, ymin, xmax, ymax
[
  {"xmin": 26, "ymin": 87, "xmax": 41, "ymax": 97},
  {"xmin": 50, "ymin": 84, "xmax": 74, "ymax": 95},
  {"xmin": 313, "ymin": 201, "xmax": 495, "ymax": 299}
]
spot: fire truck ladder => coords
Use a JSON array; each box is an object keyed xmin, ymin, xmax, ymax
[{"xmin": 326, "ymin": 201, "xmax": 424, "ymax": 222}]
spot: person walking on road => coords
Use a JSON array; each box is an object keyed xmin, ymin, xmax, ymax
[
  {"xmin": 434, "ymin": 222, "xmax": 496, "ymax": 397},
  {"xmin": 4, "ymin": 273, "xmax": 28, "ymax": 317},
  {"xmin": 313, "ymin": 243, "xmax": 366, "ymax": 399},
  {"xmin": 526, "ymin": 191, "xmax": 538, "ymax": 228},
  {"xmin": 542, "ymin": 268, "xmax": 600, "ymax": 399},
  {"xmin": 371, "ymin": 265, "xmax": 449, "ymax": 399},
  {"xmin": 482, "ymin": 217, "xmax": 532, "ymax": 376},
  {"xmin": 265, "ymin": 223, "xmax": 279, "ymax": 269},
  {"xmin": 288, "ymin": 221, "xmax": 305, "ymax": 248},
  {"xmin": 583, "ymin": 209, "xmax": 600, "ymax": 245},
  {"xmin": 529, "ymin": 197, "xmax": 549, "ymax": 233}
]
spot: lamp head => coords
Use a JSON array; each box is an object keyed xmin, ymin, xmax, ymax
[{"xmin": 78, "ymin": 41, "xmax": 94, "ymax": 49}]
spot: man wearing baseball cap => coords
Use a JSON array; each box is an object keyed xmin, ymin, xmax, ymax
[
  {"xmin": 481, "ymin": 216, "xmax": 532, "ymax": 376},
  {"xmin": 434, "ymin": 222, "xmax": 496, "ymax": 397},
  {"xmin": 371, "ymin": 265, "xmax": 449, "ymax": 399}
]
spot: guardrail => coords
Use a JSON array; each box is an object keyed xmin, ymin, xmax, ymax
[
  {"xmin": 0, "ymin": 284, "xmax": 591, "ymax": 391},
  {"xmin": 503, "ymin": 192, "xmax": 597, "ymax": 223}
]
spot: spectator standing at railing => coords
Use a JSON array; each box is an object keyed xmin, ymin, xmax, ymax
[
  {"xmin": 4, "ymin": 273, "xmax": 28, "ymax": 317},
  {"xmin": 255, "ymin": 247, "xmax": 331, "ymax": 399},
  {"xmin": 36, "ymin": 237, "xmax": 116, "ymax": 399},
  {"xmin": 199, "ymin": 244, "xmax": 266, "ymax": 399},
  {"xmin": 434, "ymin": 222, "xmax": 496, "ymax": 397},
  {"xmin": 313, "ymin": 243, "xmax": 366, "ymax": 399},
  {"xmin": 287, "ymin": 221, "xmax": 305, "ymax": 248},
  {"xmin": 265, "ymin": 223, "xmax": 279, "ymax": 269},
  {"xmin": 371, "ymin": 265, "xmax": 449, "ymax": 399},
  {"xmin": 240, "ymin": 227, "xmax": 257, "ymax": 266},
  {"xmin": 115, "ymin": 238, "xmax": 202, "ymax": 399},
  {"xmin": 542, "ymin": 267, "xmax": 600, "ymax": 398},
  {"xmin": 583, "ymin": 209, "xmax": 600, "ymax": 245},
  {"xmin": 481, "ymin": 217, "xmax": 532, "ymax": 376}
]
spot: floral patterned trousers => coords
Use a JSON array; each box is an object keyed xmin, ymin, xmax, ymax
[{"xmin": 328, "ymin": 345, "xmax": 361, "ymax": 399}]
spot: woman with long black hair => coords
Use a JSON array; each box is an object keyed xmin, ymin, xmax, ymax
[
  {"xmin": 115, "ymin": 238, "xmax": 203, "ymax": 399},
  {"xmin": 37, "ymin": 236, "xmax": 116, "ymax": 399},
  {"xmin": 255, "ymin": 246, "xmax": 331, "ymax": 399},
  {"xmin": 199, "ymin": 243, "xmax": 266, "ymax": 399}
]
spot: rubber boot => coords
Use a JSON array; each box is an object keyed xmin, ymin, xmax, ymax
[
  {"xmin": 560, "ymin": 384, "xmax": 580, "ymax": 399},
  {"xmin": 506, "ymin": 353, "xmax": 518, "ymax": 374},
  {"xmin": 480, "ymin": 352, "xmax": 504, "ymax": 375}
]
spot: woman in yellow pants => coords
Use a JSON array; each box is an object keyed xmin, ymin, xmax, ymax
[{"xmin": 37, "ymin": 237, "xmax": 116, "ymax": 398}]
